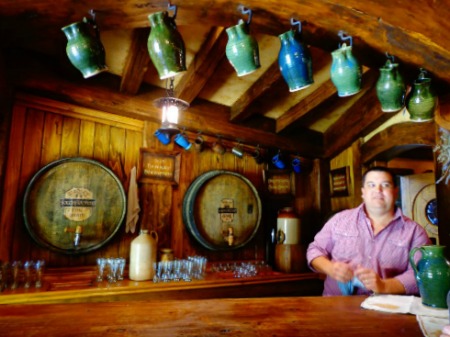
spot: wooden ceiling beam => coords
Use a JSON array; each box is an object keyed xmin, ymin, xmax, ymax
[
  {"xmin": 9, "ymin": 54, "xmax": 323, "ymax": 157},
  {"xmin": 175, "ymin": 27, "xmax": 227, "ymax": 103},
  {"xmin": 119, "ymin": 28, "xmax": 151, "ymax": 95},
  {"xmin": 229, "ymin": 60, "xmax": 281, "ymax": 122},
  {"xmin": 322, "ymin": 69, "xmax": 396, "ymax": 158},
  {"xmin": 360, "ymin": 122, "xmax": 435, "ymax": 164},
  {"xmin": 275, "ymin": 48, "xmax": 334, "ymax": 133}
]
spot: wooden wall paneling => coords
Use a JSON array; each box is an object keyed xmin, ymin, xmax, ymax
[
  {"xmin": 14, "ymin": 108, "xmax": 46, "ymax": 262},
  {"xmin": 92, "ymin": 124, "xmax": 111, "ymax": 167},
  {"xmin": 60, "ymin": 116, "xmax": 81, "ymax": 157},
  {"xmin": 0, "ymin": 104, "xmax": 26, "ymax": 261},
  {"xmin": 79, "ymin": 120, "xmax": 95, "ymax": 158},
  {"xmin": 39, "ymin": 111, "xmax": 64, "ymax": 266}
]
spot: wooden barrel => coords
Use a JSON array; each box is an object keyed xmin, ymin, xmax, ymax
[
  {"xmin": 182, "ymin": 170, "xmax": 262, "ymax": 250},
  {"xmin": 23, "ymin": 158, "xmax": 126, "ymax": 254}
]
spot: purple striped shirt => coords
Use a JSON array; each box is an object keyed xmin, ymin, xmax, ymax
[{"xmin": 307, "ymin": 204, "xmax": 430, "ymax": 296}]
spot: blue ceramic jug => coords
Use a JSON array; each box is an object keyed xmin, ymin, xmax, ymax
[
  {"xmin": 61, "ymin": 18, "xmax": 108, "ymax": 78},
  {"xmin": 376, "ymin": 58, "xmax": 406, "ymax": 112},
  {"xmin": 409, "ymin": 245, "xmax": 450, "ymax": 309},
  {"xmin": 330, "ymin": 43, "xmax": 362, "ymax": 97},
  {"xmin": 148, "ymin": 10, "xmax": 186, "ymax": 80},
  {"xmin": 278, "ymin": 29, "xmax": 313, "ymax": 92}
]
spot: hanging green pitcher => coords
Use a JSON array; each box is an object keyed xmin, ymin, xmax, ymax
[
  {"xmin": 225, "ymin": 19, "xmax": 260, "ymax": 77},
  {"xmin": 409, "ymin": 245, "xmax": 450, "ymax": 309},
  {"xmin": 330, "ymin": 43, "xmax": 362, "ymax": 97},
  {"xmin": 61, "ymin": 17, "xmax": 108, "ymax": 79},
  {"xmin": 406, "ymin": 69, "xmax": 437, "ymax": 122},
  {"xmin": 376, "ymin": 57, "xmax": 406, "ymax": 112},
  {"xmin": 148, "ymin": 9, "xmax": 186, "ymax": 80}
]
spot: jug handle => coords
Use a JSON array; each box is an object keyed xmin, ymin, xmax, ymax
[
  {"xmin": 276, "ymin": 230, "xmax": 285, "ymax": 244},
  {"xmin": 150, "ymin": 230, "xmax": 159, "ymax": 242},
  {"xmin": 83, "ymin": 9, "xmax": 101, "ymax": 41},
  {"xmin": 409, "ymin": 246, "xmax": 422, "ymax": 275}
]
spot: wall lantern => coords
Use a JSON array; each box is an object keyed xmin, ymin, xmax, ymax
[
  {"xmin": 225, "ymin": 5, "xmax": 261, "ymax": 77},
  {"xmin": 147, "ymin": 3, "xmax": 187, "ymax": 80},
  {"xmin": 153, "ymin": 77, "xmax": 189, "ymax": 133},
  {"xmin": 61, "ymin": 9, "xmax": 108, "ymax": 78}
]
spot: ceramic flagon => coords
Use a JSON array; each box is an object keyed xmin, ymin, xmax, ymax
[
  {"xmin": 278, "ymin": 29, "xmax": 313, "ymax": 92},
  {"xmin": 409, "ymin": 245, "xmax": 450, "ymax": 308},
  {"xmin": 148, "ymin": 11, "xmax": 186, "ymax": 80},
  {"xmin": 330, "ymin": 43, "xmax": 362, "ymax": 97},
  {"xmin": 376, "ymin": 59, "xmax": 406, "ymax": 112},
  {"xmin": 406, "ymin": 69, "xmax": 437, "ymax": 122},
  {"xmin": 225, "ymin": 19, "xmax": 260, "ymax": 77},
  {"xmin": 61, "ymin": 19, "xmax": 108, "ymax": 78}
]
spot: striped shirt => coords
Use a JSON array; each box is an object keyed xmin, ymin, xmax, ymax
[{"xmin": 306, "ymin": 204, "xmax": 430, "ymax": 296}]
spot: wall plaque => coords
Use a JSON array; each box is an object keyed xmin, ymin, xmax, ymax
[{"xmin": 139, "ymin": 149, "xmax": 180, "ymax": 185}]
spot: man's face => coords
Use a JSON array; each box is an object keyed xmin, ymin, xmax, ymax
[{"xmin": 361, "ymin": 171, "xmax": 398, "ymax": 213}]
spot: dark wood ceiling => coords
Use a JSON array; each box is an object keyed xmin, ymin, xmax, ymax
[{"xmin": 1, "ymin": 0, "xmax": 448, "ymax": 159}]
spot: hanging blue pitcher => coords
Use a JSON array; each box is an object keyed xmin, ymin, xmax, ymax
[
  {"xmin": 406, "ymin": 68, "xmax": 437, "ymax": 122},
  {"xmin": 376, "ymin": 54, "xmax": 406, "ymax": 112},
  {"xmin": 278, "ymin": 19, "xmax": 313, "ymax": 92},
  {"xmin": 330, "ymin": 32, "xmax": 362, "ymax": 97},
  {"xmin": 61, "ymin": 11, "xmax": 108, "ymax": 79},
  {"xmin": 225, "ymin": 7, "xmax": 260, "ymax": 77},
  {"xmin": 148, "ymin": 5, "xmax": 187, "ymax": 80}
]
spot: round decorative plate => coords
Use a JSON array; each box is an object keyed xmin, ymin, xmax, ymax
[{"xmin": 23, "ymin": 158, "xmax": 126, "ymax": 254}]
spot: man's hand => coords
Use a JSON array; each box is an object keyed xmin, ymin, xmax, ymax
[
  {"xmin": 329, "ymin": 261, "xmax": 354, "ymax": 283},
  {"xmin": 354, "ymin": 266, "xmax": 383, "ymax": 293}
]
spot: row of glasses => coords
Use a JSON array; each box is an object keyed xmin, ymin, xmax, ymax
[
  {"xmin": 210, "ymin": 260, "xmax": 271, "ymax": 278},
  {"xmin": 96, "ymin": 257, "xmax": 126, "ymax": 283},
  {"xmin": 0, "ymin": 260, "xmax": 45, "ymax": 291},
  {"xmin": 153, "ymin": 256, "xmax": 207, "ymax": 283}
]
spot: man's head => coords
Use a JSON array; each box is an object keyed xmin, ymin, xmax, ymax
[{"xmin": 361, "ymin": 166, "xmax": 398, "ymax": 216}]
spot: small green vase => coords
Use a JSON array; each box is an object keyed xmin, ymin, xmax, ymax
[
  {"xmin": 376, "ymin": 59, "xmax": 406, "ymax": 112},
  {"xmin": 410, "ymin": 245, "xmax": 450, "ymax": 309},
  {"xmin": 406, "ymin": 69, "xmax": 437, "ymax": 122},
  {"xmin": 61, "ymin": 20, "xmax": 108, "ymax": 78},
  {"xmin": 225, "ymin": 20, "xmax": 260, "ymax": 77},
  {"xmin": 148, "ymin": 11, "xmax": 186, "ymax": 80},
  {"xmin": 330, "ymin": 44, "xmax": 362, "ymax": 97}
]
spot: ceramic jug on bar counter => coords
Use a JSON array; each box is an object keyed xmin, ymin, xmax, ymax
[
  {"xmin": 61, "ymin": 17, "xmax": 108, "ymax": 78},
  {"xmin": 409, "ymin": 245, "xmax": 450, "ymax": 308},
  {"xmin": 330, "ymin": 42, "xmax": 362, "ymax": 97},
  {"xmin": 129, "ymin": 229, "xmax": 158, "ymax": 281},
  {"xmin": 376, "ymin": 57, "xmax": 406, "ymax": 112},
  {"xmin": 406, "ymin": 68, "xmax": 437, "ymax": 122}
]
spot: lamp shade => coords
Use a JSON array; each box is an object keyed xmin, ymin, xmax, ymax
[{"xmin": 148, "ymin": 11, "xmax": 186, "ymax": 80}]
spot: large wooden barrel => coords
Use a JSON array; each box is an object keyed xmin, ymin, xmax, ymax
[
  {"xmin": 23, "ymin": 158, "xmax": 126, "ymax": 254},
  {"xmin": 182, "ymin": 170, "xmax": 262, "ymax": 250}
]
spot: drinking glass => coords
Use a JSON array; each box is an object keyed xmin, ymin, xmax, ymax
[
  {"xmin": 96, "ymin": 258, "xmax": 106, "ymax": 282},
  {"xmin": 11, "ymin": 261, "xmax": 21, "ymax": 290},
  {"xmin": 23, "ymin": 261, "xmax": 33, "ymax": 288},
  {"xmin": 34, "ymin": 260, "xmax": 45, "ymax": 288},
  {"xmin": 115, "ymin": 258, "xmax": 126, "ymax": 281}
]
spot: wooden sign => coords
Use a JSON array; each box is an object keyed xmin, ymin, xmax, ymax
[
  {"xmin": 139, "ymin": 149, "xmax": 181, "ymax": 185},
  {"xmin": 330, "ymin": 166, "xmax": 350, "ymax": 197}
]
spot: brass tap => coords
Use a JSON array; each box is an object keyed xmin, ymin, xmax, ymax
[
  {"xmin": 225, "ymin": 227, "xmax": 234, "ymax": 246},
  {"xmin": 64, "ymin": 225, "xmax": 83, "ymax": 247}
]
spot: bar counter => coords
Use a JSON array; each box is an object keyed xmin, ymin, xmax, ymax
[{"xmin": 0, "ymin": 295, "xmax": 422, "ymax": 336}]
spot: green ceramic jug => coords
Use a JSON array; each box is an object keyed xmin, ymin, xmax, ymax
[
  {"xmin": 330, "ymin": 43, "xmax": 362, "ymax": 97},
  {"xmin": 225, "ymin": 19, "xmax": 260, "ymax": 77},
  {"xmin": 376, "ymin": 58, "xmax": 406, "ymax": 112},
  {"xmin": 409, "ymin": 245, "xmax": 450, "ymax": 309},
  {"xmin": 61, "ymin": 18, "xmax": 108, "ymax": 78},
  {"xmin": 148, "ymin": 11, "xmax": 186, "ymax": 80},
  {"xmin": 406, "ymin": 69, "xmax": 437, "ymax": 122}
]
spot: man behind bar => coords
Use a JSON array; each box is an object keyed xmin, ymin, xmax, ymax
[{"xmin": 307, "ymin": 166, "xmax": 430, "ymax": 296}]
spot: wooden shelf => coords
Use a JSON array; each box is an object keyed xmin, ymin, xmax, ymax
[{"xmin": 0, "ymin": 266, "xmax": 324, "ymax": 304}]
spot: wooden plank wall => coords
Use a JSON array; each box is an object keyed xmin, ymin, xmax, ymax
[{"xmin": 0, "ymin": 95, "xmax": 302, "ymax": 267}]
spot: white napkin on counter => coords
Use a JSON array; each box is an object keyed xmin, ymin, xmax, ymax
[
  {"xmin": 361, "ymin": 295, "xmax": 449, "ymax": 337},
  {"xmin": 125, "ymin": 166, "xmax": 140, "ymax": 233}
]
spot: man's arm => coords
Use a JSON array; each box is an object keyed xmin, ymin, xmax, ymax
[{"xmin": 311, "ymin": 256, "xmax": 353, "ymax": 283}]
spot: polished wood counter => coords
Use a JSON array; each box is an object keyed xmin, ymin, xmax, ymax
[
  {"xmin": 0, "ymin": 296, "xmax": 422, "ymax": 336},
  {"xmin": 0, "ymin": 267, "xmax": 324, "ymax": 304}
]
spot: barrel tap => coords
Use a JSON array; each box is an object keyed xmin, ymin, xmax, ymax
[
  {"xmin": 64, "ymin": 225, "xmax": 83, "ymax": 247},
  {"xmin": 224, "ymin": 227, "xmax": 234, "ymax": 246}
]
